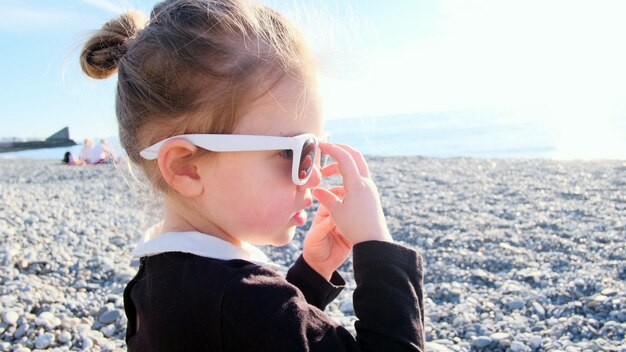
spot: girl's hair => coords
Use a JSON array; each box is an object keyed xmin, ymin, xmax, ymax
[{"xmin": 80, "ymin": 0, "xmax": 313, "ymax": 191}]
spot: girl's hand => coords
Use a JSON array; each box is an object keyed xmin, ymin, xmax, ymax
[
  {"xmin": 303, "ymin": 187, "xmax": 352, "ymax": 281},
  {"xmin": 312, "ymin": 143, "xmax": 393, "ymax": 245}
]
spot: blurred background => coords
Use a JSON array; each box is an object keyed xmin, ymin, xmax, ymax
[{"xmin": 1, "ymin": 0, "xmax": 625, "ymax": 160}]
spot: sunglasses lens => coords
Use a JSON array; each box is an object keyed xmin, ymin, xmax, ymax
[{"xmin": 298, "ymin": 138, "xmax": 316, "ymax": 182}]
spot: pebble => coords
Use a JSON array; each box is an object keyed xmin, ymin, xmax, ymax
[
  {"xmin": 425, "ymin": 342, "xmax": 454, "ymax": 351},
  {"xmin": 1, "ymin": 311, "xmax": 18, "ymax": 325},
  {"xmin": 532, "ymin": 301, "xmax": 545, "ymax": 317},
  {"xmin": 507, "ymin": 300, "xmax": 526, "ymax": 310},
  {"xmin": 14, "ymin": 323, "xmax": 29, "ymax": 339},
  {"xmin": 339, "ymin": 300, "xmax": 354, "ymax": 315},
  {"xmin": 101, "ymin": 324, "xmax": 116, "ymax": 337},
  {"xmin": 57, "ymin": 330, "xmax": 72, "ymax": 343},
  {"xmin": 510, "ymin": 341, "xmax": 529, "ymax": 352},
  {"xmin": 601, "ymin": 288, "xmax": 619, "ymax": 297},
  {"xmin": 490, "ymin": 332, "xmax": 509, "ymax": 341},
  {"xmin": 529, "ymin": 335, "xmax": 542, "ymax": 349},
  {"xmin": 472, "ymin": 336, "xmax": 492, "ymax": 348},
  {"xmin": 99, "ymin": 310, "xmax": 122, "ymax": 325},
  {"xmin": 81, "ymin": 337, "xmax": 94, "ymax": 349},
  {"xmin": 34, "ymin": 332, "xmax": 54, "ymax": 349}
]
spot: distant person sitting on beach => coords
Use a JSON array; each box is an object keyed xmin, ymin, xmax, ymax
[
  {"xmin": 80, "ymin": 1, "xmax": 424, "ymax": 351},
  {"xmin": 89, "ymin": 139, "xmax": 118, "ymax": 164},
  {"xmin": 79, "ymin": 138, "xmax": 120, "ymax": 164},
  {"xmin": 78, "ymin": 138, "xmax": 94, "ymax": 164},
  {"xmin": 100, "ymin": 139, "xmax": 122, "ymax": 164},
  {"xmin": 90, "ymin": 139, "xmax": 105, "ymax": 164},
  {"xmin": 62, "ymin": 151, "xmax": 85, "ymax": 165}
]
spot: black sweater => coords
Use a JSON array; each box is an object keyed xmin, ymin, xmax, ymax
[{"xmin": 123, "ymin": 240, "xmax": 424, "ymax": 351}]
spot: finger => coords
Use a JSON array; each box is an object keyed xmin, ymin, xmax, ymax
[
  {"xmin": 313, "ymin": 185, "xmax": 343, "ymax": 210},
  {"xmin": 312, "ymin": 203, "xmax": 329, "ymax": 225},
  {"xmin": 306, "ymin": 216, "xmax": 335, "ymax": 242},
  {"xmin": 333, "ymin": 143, "xmax": 370, "ymax": 178},
  {"xmin": 328, "ymin": 186, "xmax": 346, "ymax": 198},
  {"xmin": 316, "ymin": 186, "xmax": 345, "ymax": 201},
  {"xmin": 321, "ymin": 163, "xmax": 339, "ymax": 177},
  {"xmin": 312, "ymin": 187, "xmax": 342, "ymax": 214},
  {"xmin": 319, "ymin": 143, "xmax": 362, "ymax": 191},
  {"xmin": 311, "ymin": 186, "xmax": 345, "ymax": 224},
  {"xmin": 312, "ymin": 187, "xmax": 342, "ymax": 221}
]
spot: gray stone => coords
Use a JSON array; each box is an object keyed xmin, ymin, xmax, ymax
[
  {"xmin": 339, "ymin": 300, "xmax": 354, "ymax": 315},
  {"xmin": 529, "ymin": 335, "xmax": 542, "ymax": 350},
  {"xmin": 1, "ymin": 311, "xmax": 18, "ymax": 325},
  {"xmin": 14, "ymin": 323, "xmax": 29, "ymax": 339},
  {"xmin": 616, "ymin": 310, "xmax": 626, "ymax": 322},
  {"xmin": 600, "ymin": 288, "xmax": 619, "ymax": 297},
  {"xmin": 101, "ymin": 340, "xmax": 118, "ymax": 352},
  {"xmin": 99, "ymin": 309, "xmax": 122, "ymax": 324},
  {"xmin": 472, "ymin": 336, "xmax": 493, "ymax": 348},
  {"xmin": 57, "ymin": 330, "xmax": 72, "ymax": 343},
  {"xmin": 593, "ymin": 294, "xmax": 609, "ymax": 303},
  {"xmin": 34, "ymin": 311, "xmax": 60, "ymax": 329},
  {"xmin": 81, "ymin": 337, "xmax": 94, "ymax": 350},
  {"xmin": 532, "ymin": 301, "xmax": 546, "ymax": 317},
  {"xmin": 511, "ymin": 341, "xmax": 529, "ymax": 352},
  {"xmin": 101, "ymin": 324, "xmax": 116, "ymax": 337},
  {"xmin": 425, "ymin": 342, "xmax": 454, "ymax": 352},
  {"xmin": 507, "ymin": 300, "xmax": 526, "ymax": 310},
  {"xmin": 490, "ymin": 332, "xmax": 509, "ymax": 341},
  {"xmin": 34, "ymin": 332, "xmax": 55, "ymax": 349}
]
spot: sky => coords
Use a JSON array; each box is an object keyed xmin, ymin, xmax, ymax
[{"xmin": 1, "ymin": 0, "xmax": 626, "ymax": 158}]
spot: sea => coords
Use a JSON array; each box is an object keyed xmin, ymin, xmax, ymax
[{"xmin": 2, "ymin": 112, "xmax": 625, "ymax": 161}]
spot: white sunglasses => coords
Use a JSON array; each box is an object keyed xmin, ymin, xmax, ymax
[{"xmin": 140, "ymin": 133, "xmax": 330, "ymax": 186}]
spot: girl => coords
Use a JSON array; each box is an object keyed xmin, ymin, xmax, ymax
[{"xmin": 80, "ymin": 0, "xmax": 424, "ymax": 350}]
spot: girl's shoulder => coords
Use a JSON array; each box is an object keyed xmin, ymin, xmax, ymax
[{"xmin": 142, "ymin": 251, "xmax": 283, "ymax": 287}]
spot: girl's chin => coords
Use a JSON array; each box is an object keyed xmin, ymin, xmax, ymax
[{"xmin": 269, "ymin": 229, "xmax": 296, "ymax": 247}]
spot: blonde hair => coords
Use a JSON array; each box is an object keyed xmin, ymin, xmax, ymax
[{"xmin": 80, "ymin": 0, "xmax": 313, "ymax": 191}]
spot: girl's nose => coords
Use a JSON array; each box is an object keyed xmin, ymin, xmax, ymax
[{"xmin": 298, "ymin": 163, "xmax": 321, "ymax": 190}]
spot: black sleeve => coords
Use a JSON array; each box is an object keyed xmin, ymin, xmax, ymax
[
  {"xmin": 353, "ymin": 241, "xmax": 425, "ymax": 350},
  {"xmin": 221, "ymin": 241, "xmax": 424, "ymax": 352},
  {"xmin": 285, "ymin": 254, "xmax": 346, "ymax": 310}
]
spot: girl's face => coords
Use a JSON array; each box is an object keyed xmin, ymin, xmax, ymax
[{"xmin": 192, "ymin": 76, "xmax": 324, "ymax": 246}]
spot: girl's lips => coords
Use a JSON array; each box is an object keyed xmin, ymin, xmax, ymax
[{"xmin": 292, "ymin": 210, "xmax": 307, "ymax": 225}]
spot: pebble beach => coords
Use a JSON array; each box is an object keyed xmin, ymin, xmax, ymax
[{"xmin": 0, "ymin": 157, "xmax": 625, "ymax": 351}]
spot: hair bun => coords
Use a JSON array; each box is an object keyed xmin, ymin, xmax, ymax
[{"xmin": 80, "ymin": 10, "xmax": 148, "ymax": 79}]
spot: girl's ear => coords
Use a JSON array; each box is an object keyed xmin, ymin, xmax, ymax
[{"xmin": 156, "ymin": 139, "xmax": 203, "ymax": 197}]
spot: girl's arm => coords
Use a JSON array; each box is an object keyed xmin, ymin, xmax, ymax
[
  {"xmin": 285, "ymin": 253, "xmax": 346, "ymax": 310},
  {"xmin": 221, "ymin": 240, "xmax": 424, "ymax": 351}
]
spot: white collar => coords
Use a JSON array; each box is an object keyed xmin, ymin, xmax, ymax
[{"xmin": 132, "ymin": 230, "xmax": 280, "ymax": 269}]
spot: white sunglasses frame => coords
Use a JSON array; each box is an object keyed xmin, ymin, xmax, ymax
[{"xmin": 140, "ymin": 133, "xmax": 330, "ymax": 186}]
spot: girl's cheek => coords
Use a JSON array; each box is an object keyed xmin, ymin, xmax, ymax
[{"xmin": 267, "ymin": 157, "xmax": 293, "ymax": 185}]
